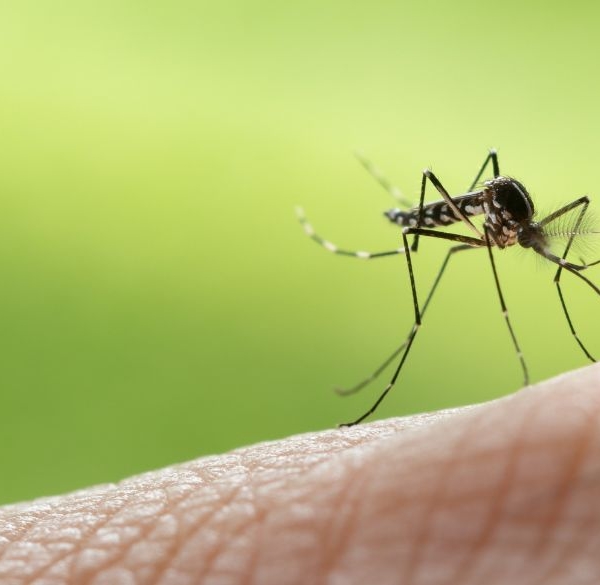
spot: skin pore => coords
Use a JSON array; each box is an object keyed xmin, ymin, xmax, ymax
[{"xmin": 1, "ymin": 363, "xmax": 600, "ymax": 585}]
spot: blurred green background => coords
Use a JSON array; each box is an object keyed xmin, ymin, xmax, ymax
[{"xmin": 1, "ymin": 0, "xmax": 599, "ymax": 504}]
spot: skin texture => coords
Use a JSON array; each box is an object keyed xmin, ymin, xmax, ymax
[{"xmin": 1, "ymin": 364, "xmax": 600, "ymax": 585}]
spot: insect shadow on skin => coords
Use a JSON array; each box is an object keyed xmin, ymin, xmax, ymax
[{"xmin": 297, "ymin": 149, "xmax": 600, "ymax": 427}]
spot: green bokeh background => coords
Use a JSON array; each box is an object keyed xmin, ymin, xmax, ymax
[{"xmin": 1, "ymin": 1, "xmax": 599, "ymax": 504}]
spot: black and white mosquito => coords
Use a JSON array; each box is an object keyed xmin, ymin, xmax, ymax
[{"xmin": 297, "ymin": 149, "xmax": 600, "ymax": 427}]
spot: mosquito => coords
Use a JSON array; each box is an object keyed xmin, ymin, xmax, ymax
[{"xmin": 297, "ymin": 149, "xmax": 600, "ymax": 426}]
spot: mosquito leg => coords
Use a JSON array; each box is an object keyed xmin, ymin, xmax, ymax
[
  {"xmin": 411, "ymin": 169, "xmax": 478, "ymax": 251},
  {"xmin": 538, "ymin": 250, "xmax": 600, "ymax": 293},
  {"xmin": 533, "ymin": 196, "xmax": 598, "ymax": 277},
  {"xmin": 336, "ymin": 244, "xmax": 474, "ymax": 396},
  {"xmin": 483, "ymin": 225, "xmax": 529, "ymax": 386},
  {"xmin": 296, "ymin": 207, "xmax": 404, "ymax": 259},
  {"xmin": 408, "ymin": 171, "xmax": 428, "ymax": 252},
  {"xmin": 467, "ymin": 148, "xmax": 500, "ymax": 191},
  {"xmin": 582, "ymin": 259, "xmax": 600, "ymax": 268},
  {"xmin": 544, "ymin": 256, "xmax": 598, "ymax": 360},
  {"xmin": 555, "ymin": 284, "xmax": 596, "ymax": 361},
  {"xmin": 340, "ymin": 230, "xmax": 484, "ymax": 426},
  {"xmin": 544, "ymin": 197, "xmax": 598, "ymax": 361},
  {"xmin": 410, "ymin": 170, "xmax": 484, "ymax": 257},
  {"xmin": 538, "ymin": 196, "xmax": 589, "ymax": 228},
  {"xmin": 354, "ymin": 151, "xmax": 413, "ymax": 208},
  {"xmin": 339, "ymin": 229, "xmax": 421, "ymax": 426},
  {"xmin": 411, "ymin": 150, "xmax": 497, "ymax": 252}
]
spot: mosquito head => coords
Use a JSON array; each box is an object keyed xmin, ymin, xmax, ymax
[
  {"xmin": 485, "ymin": 177, "xmax": 535, "ymax": 224},
  {"xmin": 516, "ymin": 221, "xmax": 544, "ymax": 248}
]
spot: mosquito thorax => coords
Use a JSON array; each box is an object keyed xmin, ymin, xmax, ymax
[{"xmin": 484, "ymin": 176, "xmax": 535, "ymax": 223}]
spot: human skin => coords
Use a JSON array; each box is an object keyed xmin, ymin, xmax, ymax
[{"xmin": 1, "ymin": 364, "xmax": 600, "ymax": 585}]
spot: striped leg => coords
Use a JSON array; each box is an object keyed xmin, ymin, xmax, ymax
[
  {"xmin": 354, "ymin": 151, "xmax": 414, "ymax": 208},
  {"xmin": 355, "ymin": 148, "xmax": 499, "ymax": 208},
  {"xmin": 295, "ymin": 207, "xmax": 405, "ymax": 259},
  {"xmin": 483, "ymin": 225, "xmax": 530, "ymax": 386}
]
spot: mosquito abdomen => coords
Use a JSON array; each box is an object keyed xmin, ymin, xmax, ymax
[{"xmin": 385, "ymin": 191, "xmax": 486, "ymax": 228}]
